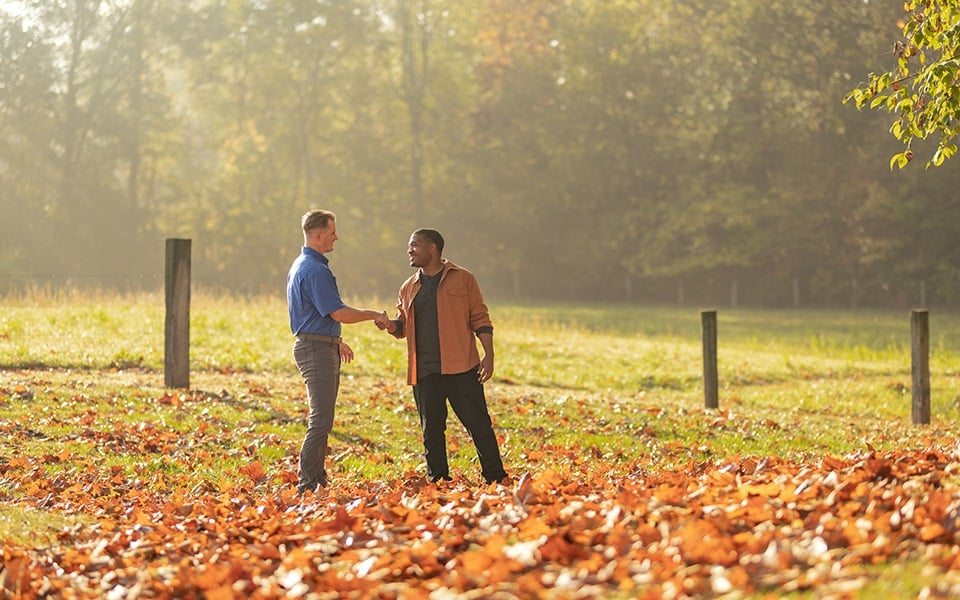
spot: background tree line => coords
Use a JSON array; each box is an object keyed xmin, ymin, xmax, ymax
[{"xmin": 2, "ymin": 0, "xmax": 958, "ymax": 308}]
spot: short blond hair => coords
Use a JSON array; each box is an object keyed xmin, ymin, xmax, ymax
[{"xmin": 301, "ymin": 209, "xmax": 335, "ymax": 233}]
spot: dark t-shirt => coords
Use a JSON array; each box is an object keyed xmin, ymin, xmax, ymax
[{"xmin": 413, "ymin": 271, "xmax": 442, "ymax": 379}]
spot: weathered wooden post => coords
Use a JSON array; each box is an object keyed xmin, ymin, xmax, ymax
[
  {"xmin": 911, "ymin": 309, "xmax": 930, "ymax": 425},
  {"xmin": 165, "ymin": 238, "xmax": 191, "ymax": 388},
  {"xmin": 701, "ymin": 309, "xmax": 719, "ymax": 409}
]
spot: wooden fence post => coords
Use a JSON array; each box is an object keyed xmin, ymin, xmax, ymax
[
  {"xmin": 165, "ymin": 239, "xmax": 191, "ymax": 388},
  {"xmin": 701, "ymin": 309, "xmax": 719, "ymax": 409},
  {"xmin": 911, "ymin": 309, "xmax": 930, "ymax": 425}
]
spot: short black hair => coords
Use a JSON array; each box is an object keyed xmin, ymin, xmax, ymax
[{"xmin": 413, "ymin": 228, "xmax": 444, "ymax": 254}]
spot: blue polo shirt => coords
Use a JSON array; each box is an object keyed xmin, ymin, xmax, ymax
[{"xmin": 286, "ymin": 247, "xmax": 347, "ymax": 337}]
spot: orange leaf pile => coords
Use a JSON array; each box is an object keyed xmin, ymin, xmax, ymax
[
  {"xmin": 3, "ymin": 369, "xmax": 960, "ymax": 597},
  {"xmin": 2, "ymin": 446, "xmax": 960, "ymax": 597}
]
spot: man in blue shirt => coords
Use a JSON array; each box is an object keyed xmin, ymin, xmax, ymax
[{"xmin": 287, "ymin": 209, "xmax": 389, "ymax": 495}]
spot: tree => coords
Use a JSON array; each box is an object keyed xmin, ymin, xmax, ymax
[
  {"xmin": 845, "ymin": 0, "xmax": 960, "ymax": 169},
  {"xmin": 0, "ymin": 0, "xmax": 180, "ymax": 284},
  {"xmin": 0, "ymin": 11, "xmax": 59, "ymax": 282},
  {"xmin": 395, "ymin": 0, "xmax": 430, "ymax": 221}
]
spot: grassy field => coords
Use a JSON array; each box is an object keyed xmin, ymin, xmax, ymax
[
  {"xmin": 3, "ymin": 291, "xmax": 959, "ymax": 455},
  {"xmin": 1, "ymin": 291, "xmax": 960, "ymax": 597}
]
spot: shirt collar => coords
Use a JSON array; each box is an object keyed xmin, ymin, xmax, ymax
[
  {"xmin": 417, "ymin": 258, "xmax": 449, "ymax": 281},
  {"xmin": 303, "ymin": 246, "xmax": 329, "ymax": 264}
]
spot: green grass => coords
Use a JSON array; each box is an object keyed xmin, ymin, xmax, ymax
[
  {"xmin": 0, "ymin": 506, "xmax": 87, "ymax": 546},
  {"xmin": 3, "ymin": 293, "xmax": 960, "ymax": 465},
  {"xmin": 2, "ymin": 291, "xmax": 960, "ymax": 595}
]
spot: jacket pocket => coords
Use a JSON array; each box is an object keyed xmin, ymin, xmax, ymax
[{"xmin": 445, "ymin": 282, "xmax": 469, "ymax": 296}]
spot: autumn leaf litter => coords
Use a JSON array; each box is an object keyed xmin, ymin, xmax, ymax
[{"xmin": 2, "ymin": 371, "xmax": 960, "ymax": 598}]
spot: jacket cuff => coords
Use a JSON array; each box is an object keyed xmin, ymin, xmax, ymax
[{"xmin": 474, "ymin": 325, "xmax": 493, "ymax": 336}]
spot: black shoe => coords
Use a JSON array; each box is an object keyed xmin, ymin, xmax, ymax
[{"xmin": 297, "ymin": 481, "xmax": 326, "ymax": 496}]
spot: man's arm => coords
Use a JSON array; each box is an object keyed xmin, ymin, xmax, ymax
[
  {"xmin": 330, "ymin": 306, "xmax": 385, "ymax": 324},
  {"xmin": 477, "ymin": 330, "xmax": 494, "ymax": 383}
]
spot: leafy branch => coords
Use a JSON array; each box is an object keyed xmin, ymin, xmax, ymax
[{"xmin": 844, "ymin": 0, "xmax": 960, "ymax": 169}]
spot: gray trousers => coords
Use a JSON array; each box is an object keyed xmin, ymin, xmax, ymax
[{"xmin": 294, "ymin": 338, "xmax": 340, "ymax": 493}]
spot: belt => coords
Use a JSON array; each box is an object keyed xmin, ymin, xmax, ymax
[{"xmin": 296, "ymin": 333, "xmax": 342, "ymax": 344}]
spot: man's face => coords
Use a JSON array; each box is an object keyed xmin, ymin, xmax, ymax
[
  {"xmin": 407, "ymin": 234, "xmax": 433, "ymax": 268},
  {"xmin": 313, "ymin": 220, "xmax": 338, "ymax": 253}
]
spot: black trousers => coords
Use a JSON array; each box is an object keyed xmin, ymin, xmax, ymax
[{"xmin": 412, "ymin": 368, "xmax": 507, "ymax": 483}]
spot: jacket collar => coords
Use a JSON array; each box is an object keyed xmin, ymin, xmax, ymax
[{"xmin": 416, "ymin": 258, "xmax": 455, "ymax": 282}]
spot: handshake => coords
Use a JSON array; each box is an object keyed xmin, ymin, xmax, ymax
[{"xmin": 373, "ymin": 310, "xmax": 395, "ymax": 334}]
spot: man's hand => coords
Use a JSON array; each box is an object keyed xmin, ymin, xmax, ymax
[
  {"xmin": 478, "ymin": 354, "xmax": 494, "ymax": 384},
  {"xmin": 339, "ymin": 341, "xmax": 355, "ymax": 364},
  {"xmin": 374, "ymin": 311, "xmax": 396, "ymax": 334}
]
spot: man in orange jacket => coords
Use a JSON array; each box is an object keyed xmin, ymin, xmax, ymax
[{"xmin": 377, "ymin": 229, "xmax": 507, "ymax": 484}]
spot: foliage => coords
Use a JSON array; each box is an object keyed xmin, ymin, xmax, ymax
[
  {"xmin": 845, "ymin": 0, "xmax": 960, "ymax": 168},
  {"xmin": 3, "ymin": 2, "xmax": 960, "ymax": 307}
]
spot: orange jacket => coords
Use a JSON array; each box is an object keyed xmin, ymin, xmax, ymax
[{"xmin": 392, "ymin": 260, "xmax": 493, "ymax": 385}]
